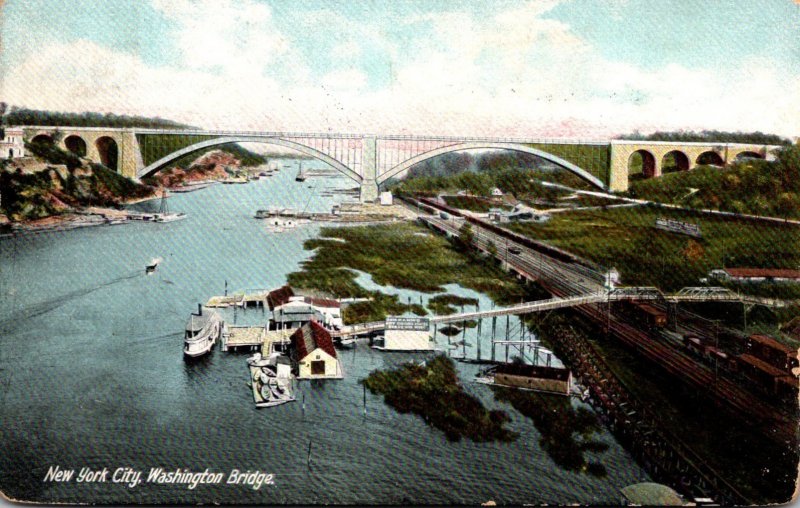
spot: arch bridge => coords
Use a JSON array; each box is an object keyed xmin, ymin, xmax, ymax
[{"xmin": 21, "ymin": 126, "xmax": 782, "ymax": 202}]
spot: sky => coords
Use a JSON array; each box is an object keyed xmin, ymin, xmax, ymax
[{"xmin": 1, "ymin": 0, "xmax": 798, "ymax": 138}]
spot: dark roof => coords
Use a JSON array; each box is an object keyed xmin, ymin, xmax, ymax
[
  {"xmin": 738, "ymin": 354, "xmax": 787, "ymax": 378},
  {"xmin": 747, "ymin": 334, "xmax": 797, "ymax": 355},
  {"xmin": 267, "ymin": 285, "xmax": 294, "ymax": 310},
  {"xmin": 273, "ymin": 306, "xmax": 324, "ymax": 323},
  {"xmin": 303, "ymin": 296, "xmax": 340, "ymax": 308},
  {"xmin": 494, "ymin": 363, "xmax": 570, "ymax": 382},
  {"xmin": 725, "ymin": 268, "xmax": 800, "ymax": 279},
  {"xmin": 291, "ymin": 321, "xmax": 337, "ymax": 359}
]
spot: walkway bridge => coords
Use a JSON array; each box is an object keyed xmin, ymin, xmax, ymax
[
  {"xmin": 332, "ymin": 287, "xmax": 786, "ymax": 338},
  {"xmin": 21, "ymin": 125, "xmax": 782, "ymax": 200}
]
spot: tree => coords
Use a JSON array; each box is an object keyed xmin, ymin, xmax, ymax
[
  {"xmin": 487, "ymin": 240, "xmax": 498, "ymax": 259},
  {"xmin": 457, "ymin": 222, "xmax": 474, "ymax": 250}
]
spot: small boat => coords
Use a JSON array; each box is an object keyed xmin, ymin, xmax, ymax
[
  {"xmin": 145, "ymin": 257, "xmax": 161, "ymax": 274},
  {"xmin": 183, "ymin": 306, "xmax": 223, "ymax": 358},
  {"xmin": 337, "ymin": 337, "xmax": 357, "ymax": 349},
  {"xmin": 248, "ymin": 353, "xmax": 295, "ymax": 408},
  {"xmin": 169, "ymin": 182, "xmax": 212, "ymax": 193},
  {"xmin": 295, "ymin": 163, "xmax": 307, "ymax": 182},
  {"xmin": 152, "ymin": 190, "xmax": 187, "ymax": 223}
]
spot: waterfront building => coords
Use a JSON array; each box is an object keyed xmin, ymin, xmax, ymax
[
  {"xmin": 0, "ymin": 126, "xmax": 24, "ymax": 159},
  {"xmin": 383, "ymin": 316, "xmax": 432, "ymax": 351},
  {"xmin": 290, "ymin": 321, "xmax": 343, "ymax": 379}
]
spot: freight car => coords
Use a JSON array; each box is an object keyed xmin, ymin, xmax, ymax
[
  {"xmin": 618, "ymin": 301, "xmax": 667, "ymax": 331},
  {"xmin": 744, "ymin": 333, "xmax": 799, "ymax": 373}
]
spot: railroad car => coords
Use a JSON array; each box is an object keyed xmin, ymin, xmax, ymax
[
  {"xmin": 736, "ymin": 353, "xmax": 790, "ymax": 397},
  {"xmin": 744, "ymin": 333, "xmax": 799, "ymax": 373}
]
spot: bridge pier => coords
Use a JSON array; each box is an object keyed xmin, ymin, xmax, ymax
[{"xmin": 360, "ymin": 136, "xmax": 379, "ymax": 203}]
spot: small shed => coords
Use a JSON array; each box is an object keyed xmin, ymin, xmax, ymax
[
  {"xmin": 491, "ymin": 187, "xmax": 504, "ymax": 196},
  {"xmin": 290, "ymin": 321, "xmax": 342, "ymax": 379},
  {"xmin": 379, "ymin": 191, "xmax": 393, "ymax": 206},
  {"xmin": 383, "ymin": 316, "xmax": 432, "ymax": 351}
]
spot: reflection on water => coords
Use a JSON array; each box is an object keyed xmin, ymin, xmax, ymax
[
  {"xmin": 491, "ymin": 385, "xmax": 609, "ymax": 477},
  {"xmin": 0, "ymin": 163, "xmax": 648, "ymax": 504}
]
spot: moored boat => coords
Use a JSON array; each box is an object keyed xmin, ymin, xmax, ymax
[
  {"xmin": 152, "ymin": 190, "xmax": 187, "ymax": 223},
  {"xmin": 184, "ymin": 307, "xmax": 223, "ymax": 358},
  {"xmin": 248, "ymin": 352, "xmax": 295, "ymax": 407}
]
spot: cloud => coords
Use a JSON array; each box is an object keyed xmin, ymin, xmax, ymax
[{"xmin": 1, "ymin": 0, "xmax": 797, "ymax": 138}]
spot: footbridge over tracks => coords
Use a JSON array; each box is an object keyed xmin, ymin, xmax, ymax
[
  {"xmin": 21, "ymin": 126, "xmax": 785, "ymax": 199},
  {"xmin": 332, "ymin": 287, "xmax": 786, "ymax": 338}
]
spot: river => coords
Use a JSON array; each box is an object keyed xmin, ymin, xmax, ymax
[{"xmin": 0, "ymin": 161, "xmax": 648, "ymax": 504}]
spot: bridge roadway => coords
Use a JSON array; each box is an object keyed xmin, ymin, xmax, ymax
[{"xmin": 418, "ymin": 213, "xmax": 797, "ymax": 445}]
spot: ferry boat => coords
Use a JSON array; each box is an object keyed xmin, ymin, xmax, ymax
[
  {"xmin": 152, "ymin": 190, "xmax": 187, "ymax": 223},
  {"xmin": 184, "ymin": 307, "xmax": 223, "ymax": 358}
]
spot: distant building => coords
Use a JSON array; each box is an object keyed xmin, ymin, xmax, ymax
[
  {"xmin": 710, "ymin": 268, "xmax": 800, "ymax": 283},
  {"xmin": 379, "ymin": 191, "xmax": 393, "ymax": 206},
  {"xmin": 382, "ymin": 316, "xmax": 432, "ymax": 351},
  {"xmin": 491, "ymin": 187, "xmax": 504, "ymax": 197},
  {"xmin": 290, "ymin": 321, "xmax": 342, "ymax": 379},
  {"xmin": 0, "ymin": 126, "xmax": 24, "ymax": 159}
]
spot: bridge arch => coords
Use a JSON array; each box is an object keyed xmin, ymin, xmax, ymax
[
  {"xmin": 733, "ymin": 150, "xmax": 763, "ymax": 161},
  {"xmin": 96, "ymin": 136, "xmax": 119, "ymax": 171},
  {"xmin": 375, "ymin": 142, "xmax": 608, "ymax": 190},
  {"xmin": 628, "ymin": 149, "xmax": 657, "ymax": 178},
  {"xmin": 64, "ymin": 135, "xmax": 87, "ymax": 157},
  {"xmin": 662, "ymin": 150, "xmax": 690, "ymax": 173},
  {"xmin": 696, "ymin": 150, "xmax": 724, "ymax": 166},
  {"xmin": 138, "ymin": 136, "xmax": 363, "ymax": 183},
  {"xmin": 31, "ymin": 134, "xmax": 54, "ymax": 145}
]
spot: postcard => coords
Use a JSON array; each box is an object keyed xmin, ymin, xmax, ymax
[{"xmin": 1, "ymin": 0, "xmax": 798, "ymax": 505}]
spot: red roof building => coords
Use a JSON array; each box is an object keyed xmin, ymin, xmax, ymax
[
  {"xmin": 723, "ymin": 268, "xmax": 800, "ymax": 281},
  {"xmin": 267, "ymin": 285, "xmax": 294, "ymax": 310},
  {"xmin": 289, "ymin": 321, "xmax": 342, "ymax": 379}
]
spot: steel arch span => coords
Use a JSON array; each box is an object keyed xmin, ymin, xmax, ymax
[
  {"xmin": 376, "ymin": 141, "xmax": 608, "ymax": 190},
  {"xmin": 137, "ymin": 136, "xmax": 364, "ymax": 183}
]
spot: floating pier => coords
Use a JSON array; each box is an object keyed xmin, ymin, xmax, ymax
[{"xmin": 221, "ymin": 325, "xmax": 293, "ymax": 353}]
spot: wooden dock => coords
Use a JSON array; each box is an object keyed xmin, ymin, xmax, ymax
[{"xmin": 221, "ymin": 325, "xmax": 294, "ymax": 353}]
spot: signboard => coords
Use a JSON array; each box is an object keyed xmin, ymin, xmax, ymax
[
  {"xmin": 385, "ymin": 316, "xmax": 430, "ymax": 331},
  {"xmin": 655, "ymin": 217, "xmax": 702, "ymax": 238}
]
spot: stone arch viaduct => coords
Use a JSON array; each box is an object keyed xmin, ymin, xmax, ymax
[{"xmin": 21, "ymin": 126, "xmax": 782, "ymax": 202}]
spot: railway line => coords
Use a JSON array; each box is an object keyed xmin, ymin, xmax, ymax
[{"xmin": 412, "ymin": 198, "xmax": 797, "ymax": 444}]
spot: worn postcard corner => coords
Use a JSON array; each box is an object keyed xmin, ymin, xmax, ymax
[{"xmin": 0, "ymin": 0, "xmax": 799, "ymax": 506}]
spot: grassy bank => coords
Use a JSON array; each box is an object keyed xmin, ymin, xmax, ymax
[
  {"xmin": 628, "ymin": 146, "xmax": 800, "ymax": 220},
  {"xmin": 287, "ymin": 222, "xmax": 525, "ymax": 322},
  {"xmin": 362, "ymin": 356, "xmax": 517, "ymax": 442},
  {"xmin": 508, "ymin": 205, "xmax": 800, "ymax": 296}
]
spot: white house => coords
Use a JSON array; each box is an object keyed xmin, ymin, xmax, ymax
[
  {"xmin": 491, "ymin": 187, "xmax": 504, "ymax": 197},
  {"xmin": 0, "ymin": 126, "xmax": 25, "ymax": 159},
  {"xmin": 290, "ymin": 321, "xmax": 343, "ymax": 379}
]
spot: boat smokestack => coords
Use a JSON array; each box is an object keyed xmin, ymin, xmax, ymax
[{"xmin": 198, "ymin": 303, "xmax": 203, "ymax": 316}]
